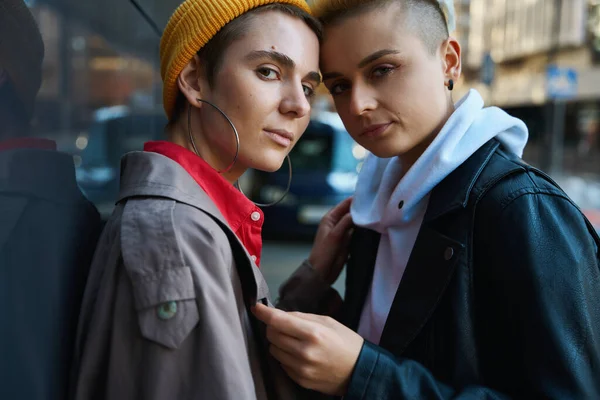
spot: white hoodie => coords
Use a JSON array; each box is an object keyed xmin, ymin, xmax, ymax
[{"xmin": 351, "ymin": 89, "xmax": 529, "ymax": 344}]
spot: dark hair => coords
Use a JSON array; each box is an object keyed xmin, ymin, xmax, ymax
[
  {"xmin": 169, "ymin": 3, "xmax": 322, "ymax": 124},
  {"xmin": 0, "ymin": 78, "xmax": 30, "ymax": 137},
  {"xmin": 314, "ymin": 0, "xmax": 448, "ymax": 55}
]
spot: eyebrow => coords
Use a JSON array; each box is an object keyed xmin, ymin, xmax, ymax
[
  {"xmin": 357, "ymin": 49, "xmax": 401, "ymax": 68},
  {"xmin": 322, "ymin": 49, "xmax": 401, "ymax": 81},
  {"xmin": 245, "ymin": 50, "xmax": 321, "ymax": 85},
  {"xmin": 322, "ymin": 71, "xmax": 343, "ymax": 81},
  {"xmin": 306, "ymin": 71, "xmax": 322, "ymax": 85}
]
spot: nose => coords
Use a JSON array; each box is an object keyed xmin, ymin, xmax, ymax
[
  {"xmin": 349, "ymin": 81, "xmax": 376, "ymax": 116},
  {"xmin": 279, "ymin": 81, "xmax": 310, "ymax": 119}
]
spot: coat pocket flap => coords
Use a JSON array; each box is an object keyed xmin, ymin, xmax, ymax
[
  {"xmin": 137, "ymin": 298, "xmax": 199, "ymax": 350},
  {"xmin": 130, "ymin": 267, "xmax": 196, "ymax": 310}
]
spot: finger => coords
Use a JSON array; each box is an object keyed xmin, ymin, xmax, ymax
[
  {"xmin": 330, "ymin": 213, "xmax": 354, "ymax": 238},
  {"xmin": 331, "ymin": 252, "xmax": 349, "ymax": 280},
  {"xmin": 251, "ymin": 303, "xmax": 277, "ymax": 324},
  {"xmin": 269, "ymin": 343, "xmax": 305, "ymax": 372},
  {"xmin": 281, "ymin": 363, "xmax": 316, "ymax": 392},
  {"xmin": 266, "ymin": 326, "xmax": 304, "ymax": 355},
  {"xmin": 253, "ymin": 304, "xmax": 318, "ymax": 339},
  {"xmin": 329, "ymin": 226, "xmax": 354, "ymax": 269},
  {"xmin": 333, "ymin": 228, "xmax": 354, "ymax": 263},
  {"xmin": 324, "ymin": 197, "xmax": 353, "ymax": 222},
  {"xmin": 290, "ymin": 312, "xmax": 343, "ymax": 333},
  {"xmin": 333, "ymin": 249, "xmax": 350, "ymax": 272},
  {"xmin": 270, "ymin": 344, "xmax": 317, "ymax": 390},
  {"xmin": 288, "ymin": 311, "xmax": 330, "ymax": 324},
  {"xmin": 271, "ymin": 346, "xmax": 319, "ymax": 391},
  {"xmin": 281, "ymin": 364, "xmax": 308, "ymax": 388}
]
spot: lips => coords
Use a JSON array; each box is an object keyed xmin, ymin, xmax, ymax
[
  {"xmin": 264, "ymin": 129, "xmax": 294, "ymax": 147},
  {"xmin": 361, "ymin": 122, "xmax": 392, "ymax": 138}
]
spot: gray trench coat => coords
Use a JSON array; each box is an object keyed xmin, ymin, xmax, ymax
[{"xmin": 70, "ymin": 151, "xmax": 330, "ymax": 400}]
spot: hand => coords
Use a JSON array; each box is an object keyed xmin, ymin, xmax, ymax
[
  {"xmin": 309, "ymin": 197, "xmax": 354, "ymax": 285},
  {"xmin": 252, "ymin": 303, "xmax": 364, "ymax": 396}
]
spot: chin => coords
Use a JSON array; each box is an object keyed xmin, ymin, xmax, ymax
[
  {"xmin": 359, "ymin": 135, "xmax": 420, "ymax": 159},
  {"xmin": 356, "ymin": 141, "xmax": 400, "ymax": 159},
  {"xmin": 252, "ymin": 153, "xmax": 287, "ymax": 173},
  {"xmin": 368, "ymin": 146, "xmax": 402, "ymax": 159}
]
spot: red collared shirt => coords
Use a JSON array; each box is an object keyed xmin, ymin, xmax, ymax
[{"xmin": 144, "ymin": 141, "xmax": 264, "ymax": 266}]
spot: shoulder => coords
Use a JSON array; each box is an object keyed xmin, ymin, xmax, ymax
[
  {"xmin": 121, "ymin": 196, "xmax": 224, "ymax": 240},
  {"xmin": 119, "ymin": 197, "xmax": 233, "ymax": 277},
  {"xmin": 470, "ymin": 150, "xmax": 599, "ymax": 290},
  {"xmin": 470, "ymin": 148, "xmax": 599, "ymax": 256},
  {"xmin": 473, "ymin": 146, "xmax": 575, "ymax": 217}
]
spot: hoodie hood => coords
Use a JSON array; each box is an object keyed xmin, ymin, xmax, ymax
[{"xmin": 351, "ymin": 89, "xmax": 529, "ymax": 232}]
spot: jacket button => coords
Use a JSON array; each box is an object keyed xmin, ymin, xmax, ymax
[
  {"xmin": 251, "ymin": 211, "xmax": 261, "ymax": 222},
  {"xmin": 444, "ymin": 247, "xmax": 454, "ymax": 261},
  {"xmin": 251, "ymin": 255, "xmax": 257, "ymax": 262},
  {"xmin": 157, "ymin": 301, "xmax": 178, "ymax": 320},
  {"xmin": 398, "ymin": 200, "xmax": 404, "ymax": 209}
]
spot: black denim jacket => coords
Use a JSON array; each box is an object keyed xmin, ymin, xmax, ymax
[{"xmin": 342, "ymin": 139, "xmax": 600, "ymax": 399}]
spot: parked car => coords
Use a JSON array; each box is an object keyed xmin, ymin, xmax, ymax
[
  {"xmin": 75, "ymin": 111, "xmax": 167, "ymax": 218},
  {"xmin": 254, "ymin": 115, "xmax": 367, "ymax": 239}
]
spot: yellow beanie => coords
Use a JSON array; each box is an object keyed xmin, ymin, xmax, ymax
[
  {"xmin": 160, "ymin": 0, "xmax": 312, "ymax": 119},
  {"xmin": 0, "ymin": 0, "xmax": 45, "ymax": 120}
]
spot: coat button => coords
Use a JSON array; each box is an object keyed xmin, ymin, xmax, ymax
[
  {"xmin": 398, "ymin": 200, "xmax": 405, "ymax": 209},
  {"xmin": 157, "ymin": 301, "xmax": 178, "ymax": 320},
  {"xmin": 251, "ymin": 211, "xmax": 261, "ymax": 222},
  {"xmin": 251, "ymin": 255, "xmax": 257, "ymax": 262},
  {"xmin": 444, "ymin": 247, "xmax": 454, "ymax": 261}
]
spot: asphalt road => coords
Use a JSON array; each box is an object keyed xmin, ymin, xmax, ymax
[{"xmin": 260, "ymin": 240, "xmax": 346, "ymax": 300}]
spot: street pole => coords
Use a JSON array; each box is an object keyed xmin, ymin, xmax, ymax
[{"xmin": 546, "ymin": 0, "xmax": 566, "ymax": 176}]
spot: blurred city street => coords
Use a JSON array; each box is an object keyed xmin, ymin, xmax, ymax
[
  {"xmin": 558, "ymin": 175, "xmax": 600, "ymax": 229},
  {"xmin": 3, "ymin": 0, "xmax": 600, "ymax": 398},
  {"xmin": 261, "ymin": 240, "xmax": 346, "ymax": 300}
]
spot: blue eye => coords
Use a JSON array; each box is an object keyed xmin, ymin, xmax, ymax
[
  {"xmin": 372, "ymin": 66, "xmax": 395, "ymax": 78},
  {"xmin": 303, "ymin": 85, "xmax": 315, "ymax": 98}
]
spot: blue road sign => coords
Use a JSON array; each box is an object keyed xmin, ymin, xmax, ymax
[
  {"xmin": 547, "ymin": 66, "xmax": 578, "ymax": 100},
  {"xmin": 481, "ymin": 52, "xmax": 495, "ymax": 86}
]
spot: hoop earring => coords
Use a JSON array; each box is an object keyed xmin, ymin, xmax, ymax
[
  {"xmin": 188, "ymin": 99, "xmax": 240, "ymax": 174},
  {"xmin": 236, "ymin": 155, "xmax": 292, "ymax": 208},
  {"xmin": 447, "ymin": 79, "xmax": 454, "ymax": 91},
  {"xmin": 188, "ymin": 98, "xmax": 292, "ymax": 208}
]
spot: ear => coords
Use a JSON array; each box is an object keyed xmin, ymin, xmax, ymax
[
  {"xmin": 441, "ymin": 37, "xmax": 462, "ymax": 83},
  {"xmin": 176, "ymin": 54, "xmax": 209, "ymax": 109}
]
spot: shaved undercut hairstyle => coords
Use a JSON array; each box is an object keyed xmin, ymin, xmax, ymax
[{"xmin": 312, "ymin": 0, "xmax": 449, "ymax": 55}]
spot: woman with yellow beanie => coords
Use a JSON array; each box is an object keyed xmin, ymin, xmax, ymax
[{"xmin": 70, "ymin": 0, "xmax": 349, "ymax": 399}]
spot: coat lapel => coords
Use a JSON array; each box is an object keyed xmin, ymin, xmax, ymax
[
  {"xmin": 376, "ymin": 140, "xmax": 501, "ymax": 353},
  {"xmin": 378, "ymin": 224, "xmax": 464, "ymax": 354},
  {"xmin": 343, "ymin": 228, "xmax": 381, "ymax": 331}
]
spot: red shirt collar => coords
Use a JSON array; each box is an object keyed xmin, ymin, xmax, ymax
[
  {"xmin": 0, "ymin": 138, "xmax": 57, "ymax": 152},
  {"xmin": 144, "ymin": 141, "xmax": 264, "ymax": 265}
]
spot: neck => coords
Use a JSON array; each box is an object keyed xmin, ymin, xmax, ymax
[
  {"xmin": 398, "ymin": 98, "xmax": 455, "ymax": 175},
  {"xmin": 167, "ymin": 115, "xmax": 247, "ymax": 185}
]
